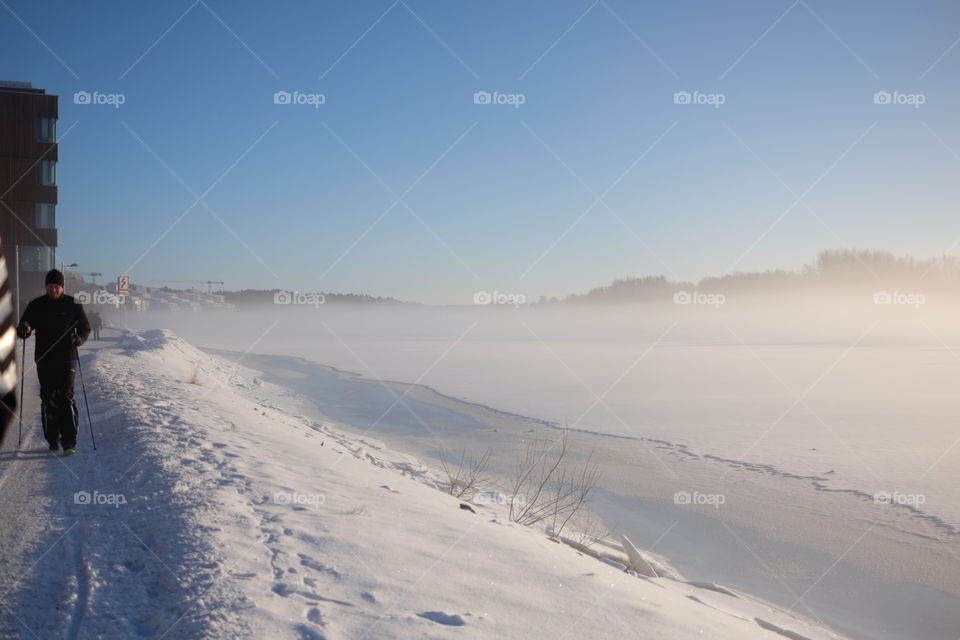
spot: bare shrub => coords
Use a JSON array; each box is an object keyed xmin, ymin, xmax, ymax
[
  {"xmin": 439, "ymin": 448, "xmax": 492, "ymax": 500},
  {"xmin": 508, "ymin": 431, "xmax": 601, "ymax": 537}
]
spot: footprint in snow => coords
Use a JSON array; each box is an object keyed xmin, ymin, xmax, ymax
[
  {"xmin": 298, "ymin": 554, "xmax": 342, "ymax": 579},
  {"xmin": 305, "ymin": 607, "xmax": 324, "ymax": 625},
  {"xmin": 294, "ymin": 624, "xmax": 325, "ymax": 640},
  {"xmin": 273, "ymin": 583, "xmax": 353, "ymax": 607},
  {"xmin": 418, "ymin": 611, "xmax": 466, "ymax": 626}
]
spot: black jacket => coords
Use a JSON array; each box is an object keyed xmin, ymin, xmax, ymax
[{"xmin": 19, "ymin": 294, "xmax": 91, "ymax": 362}]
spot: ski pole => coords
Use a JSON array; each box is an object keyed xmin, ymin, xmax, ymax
[
  {"xmin": 76, "ymin": 356, "xmax": 96, "ymax": 450},
  {"xmin": 17, "ymin": 337, "xmax": 25, "ymax": 448}
]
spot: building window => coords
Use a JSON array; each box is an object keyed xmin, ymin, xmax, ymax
[
  {"xmin": 19, "ymin": 246, "xmax": 55, "ymax": 272},
  {"xmin": 36, "ymin": 203, "xmax": 56, "ymax": 229},
  {"xmin": 37, "ymin": 117, "xmax": 56, "ymax": 143},
  {"xmin": 40, "ymin": 160, "xmax": 56, "ymax": 186}
]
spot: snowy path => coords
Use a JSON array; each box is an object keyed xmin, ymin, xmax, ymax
[
  {"xmin": 0, "ymin": 328, "xmax": 849, "ymax": 639},
  {"xmin": 0, "ymin": 332, "xmax": 245, "ymax": 638},
  {"xmin": 0, "ymin": 339, "xmax": 90, "ymax": 638}
]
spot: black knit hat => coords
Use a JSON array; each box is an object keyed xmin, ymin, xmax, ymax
[{"xmin": 45, "ymin": 269, "xmax": 64, "ymax": 287}]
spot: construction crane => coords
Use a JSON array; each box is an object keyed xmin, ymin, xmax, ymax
[{"xmin": 150, "ymin": 280, "xmax": 225, "ymax": 294}]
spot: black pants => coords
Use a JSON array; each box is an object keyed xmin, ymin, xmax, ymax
[{"xmin": 37, "ymin": 359, "xmax": 78, "ymax": 449}]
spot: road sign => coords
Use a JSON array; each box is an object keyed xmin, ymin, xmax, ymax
[{"xmin": 117, "ymin": 275, "xmax": 130, "ymax": 295}]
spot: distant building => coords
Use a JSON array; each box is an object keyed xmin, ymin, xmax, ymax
[{"xmin": 0, "ymin": 81, "xmax": 58, "ymax": 315}]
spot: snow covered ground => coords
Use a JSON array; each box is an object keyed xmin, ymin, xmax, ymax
[
  {"xmin": 209, "ymin": 349, "xmax": 960, "ymax": 640},
  {"xmin": 0, "ymin": 327, "xmax": 849, "ymax": 639},
  {"xmin": 118, "ymin": 303, "xmax": 960, "ymax": 638}
]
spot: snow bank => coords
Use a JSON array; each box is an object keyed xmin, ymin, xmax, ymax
[{"xmin": 5, "ymin": 328, "xmax": 851, "ymax": 639}]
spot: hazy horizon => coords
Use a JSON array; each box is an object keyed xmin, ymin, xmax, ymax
[{"xmin": 78, "ymin": 246, "xmax": 960, "ymax": 309}]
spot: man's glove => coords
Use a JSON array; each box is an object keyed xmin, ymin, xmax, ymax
[
  {"xmin": 69, "ymin": 333, "xmax": 83, "ymax": 348},
  {"xmin": 16, "ymin": 323, "xmax": 31, "ymax": 340}
]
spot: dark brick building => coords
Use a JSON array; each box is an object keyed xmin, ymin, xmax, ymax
[{"xmin": 0, "ymin": 81, "xmax": 59, "ymax": 316}]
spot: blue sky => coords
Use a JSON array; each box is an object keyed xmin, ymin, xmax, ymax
[{"xmin": 2, "ymin": 0, "xmax": 959, "ymax": 303}]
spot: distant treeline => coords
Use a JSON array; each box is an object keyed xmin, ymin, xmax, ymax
[
  {"xmin": 220, "ymin": 289, "xmax": 417, "ymax": 307},
  {"xmin": 545, "ymin": 250, "xmax": 960, "ymax": 304}
]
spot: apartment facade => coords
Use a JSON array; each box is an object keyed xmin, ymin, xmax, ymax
[{"xmin": 0, "ymin": 81, "xmax": 59, "ymax": 315}]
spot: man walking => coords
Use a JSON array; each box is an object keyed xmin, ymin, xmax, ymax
[
  {"xmin": 89, "ymin": 311, "xmax": 102, "ymax": 340},
  {"xmin": 17, "ymin": 269, "xmax": 90, "ymax": 455}
]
